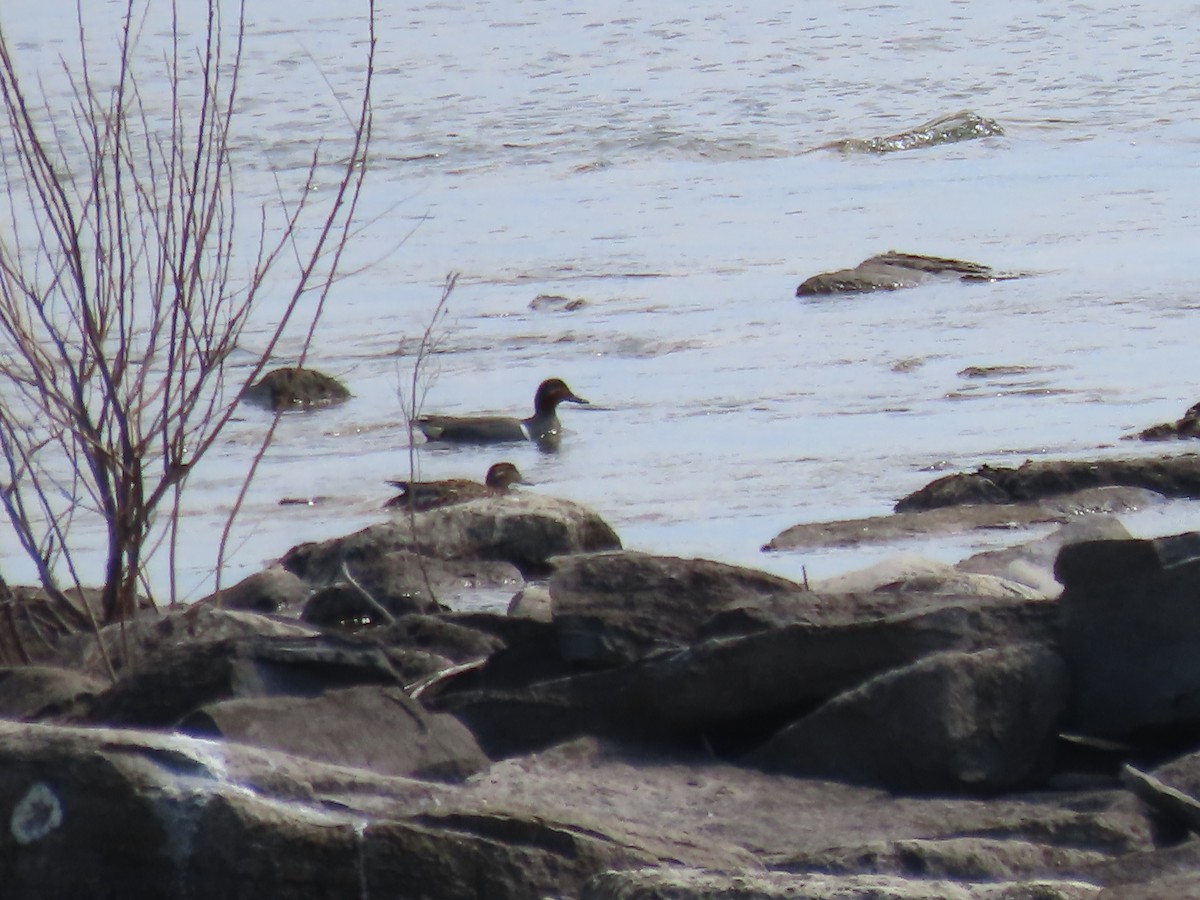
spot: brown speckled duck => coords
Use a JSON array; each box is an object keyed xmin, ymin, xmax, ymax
[{"xmin": 384, "ymin": 462, "xmax": 529, "ymax": 511}]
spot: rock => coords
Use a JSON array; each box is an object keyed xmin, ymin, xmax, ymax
[
  {"xmin": 364, "ymin": 810, "xmax": 658, "ymax": 900},
  {"xmin": 530, "ymin": 293, "xmax": 587, "ymax": 312},
  {"xmin": 432, "ymin": 597, "xmax": 1060, "ymax": 758},
  {"xmin": 0, "ymin": 721, "xmax": 436, "ymax": 899},
  {"xmin": 958, "ymin": 518, "xmax": 1134, "ymax": 595},
  {"xmin": 744, "ymin": 643, "xmax": 1068, "ymax": 793},
  {"xmin": 785, "ymin": 836, "xmax": 1109, "ymax": 881},
  {"xmin": 0, "ymin": 720, "xmax": 1154, "ymax": 900},
  {"xmin": 812, "ymin": 110, "xmax": 1005, "ymax": 154},
  {"xmin": 461, "ymin": 737, "xmax": 1148, "ymax": 865},
  {"xmin": 1119, "ymin": 765, "xmax": 1200, "ymax": 838},
  {"xmin": 288, "ymin": 548, "xmax": 523, "ymax": 626},
  {"xmin": 1134, "ymin": 400, "xmax": 1200, "ymax": 441},
  {"xmin": 179, "ymin": 685, "xmax": 489, "ymax": 781},
  {"xmin": 764, "ymin": 486, "xmax": 1162, "ymax": 552},
  {"xmin": 1080, "ymin": 839, "xmax": 1200, "ymax": 894},
  {"xmin": 796, "ymin": 251, "xmax": 1010, "ymax": 296},
  {"xmin": 0, "ymin": 584, "xmax": 126, "ymax": 666},
  {"xmin": 80, "ymin": 634, "xmax": 449, "ymax": 728},
  {"xmin": 240, "ymin": 366, "xmax": 351, "ymax": 410},
  {"xmin": 814, "ymin": 555, "xmax": 1045, "ymax": 601},
  {"xmin": 201, "ymin": 564, "xmax": 311, "ymax": 613},
  {"xmin": 896, "ymin": 457, "xmax": 1200, "ymax": 512},
  {"xmin": 371, "ymin": 613, "xmax": 506, "ymax": 663},
  {"xmin": 583, "ymin": 867, "xmax": 1101, "ymax": 899},
  {"xmin": 1097, "ymin": 874, "xmax": 1200, "ymax": 899},
  {"xmin": 1055, "ymin": 531, "xmax": 1200, "ymax": 735},
  {"xmin": 507, "ymin": 584, "xmax": 553, "ymax": 621},
  {"xmin": 283, "ymin": 493, "xmax": 621, "ymax": 580},
  {"xmin": 44, "ymin": 603, "xmax": 319, "ymax": 680},
  {"xmin": 0, "ymin": 666, "xmax": 106, "ymax": 720},
  {"xmin": 549, "ymin": 551, "xmax": 808, "ymax": 665}
]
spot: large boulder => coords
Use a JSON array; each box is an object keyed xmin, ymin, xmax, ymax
[
  {"xmin": 179, "ymin": 685, "xmax": 489, "ymax": 781},
  {"xmin": 80, "ymin": 634, "xmax": 451, "ymax": 728},
  {"xmin": 44, "ymin": 603, "xmax": 319, "ymax": 681},
  {"xmin": 432, "ymin": 597, "xmax": 1060, "ymax": 758},
  {"xmin": 743, "ymin": 643, "xmax": 1069, "ymax": 793},
  {"xmin": 548, "ymin": 551, "xmax": 808, "ymax": 665},
  {"xmin": 1055, "ymin": 531, "xmax": 1200, "ymax": 735},
  {"xmin": 0, "ymin": 723, "xmax": 658, "ymax": 900},
  {"xmin": 283, "ymin": 494, "xmax": 621, "ymax": 580}
]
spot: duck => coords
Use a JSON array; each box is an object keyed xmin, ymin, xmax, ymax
[
  {"xmin": 412, "ymin": 378, "xmax": 588, "ymax": 449},
  {"xmin": 384, "ymin": 462, "xmax": 529, "ymax": 511}
]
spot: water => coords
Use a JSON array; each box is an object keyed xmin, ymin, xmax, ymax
[{"xmin": 2, "ymin": 0, "xmax": 1199, "ymax": 603}]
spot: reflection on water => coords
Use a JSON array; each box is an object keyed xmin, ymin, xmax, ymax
[{"xmin": 2, "ymin": 0, "xmax": 1199, "ymax": 600}]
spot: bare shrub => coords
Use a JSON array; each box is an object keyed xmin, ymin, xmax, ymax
[{"xmin": 0, "ymin": 1, "xmax": 376, "ymax": 626}]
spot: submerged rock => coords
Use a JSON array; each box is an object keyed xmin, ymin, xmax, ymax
[
  {"xmin": 813, "ymin": 110, "xmax": 1005, "ymax": 154},
  {"xmin": 896, "ymin": 455, "xmax": 1200, "ymax": 512},
  {"xmin": 763, "ymin": 486, "xmax": 1159, "ymax": 552},
  {"xmin": 796, "ymin": 251, "xmax": 1017, "ymax": 296},
  {"xmin": 1134, "ymin": 400, "xmax": 1200, "ymax": 441},
  {"xmin": 241, "ymin": 366, "xmax": 351, "ymax": 410}
]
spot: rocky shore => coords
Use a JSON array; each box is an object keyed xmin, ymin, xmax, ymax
[{"xmin": 7, "ymin": 449, "xmax": 1200, "ymax": 898}]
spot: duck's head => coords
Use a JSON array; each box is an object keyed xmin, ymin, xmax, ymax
[
  {"xmin": 535, "ymin": 378, "xmax": 589, "ymax": 413},
  {"xmin": 485, "ymin": 462, "xmax": 531, "ymax": 490}
]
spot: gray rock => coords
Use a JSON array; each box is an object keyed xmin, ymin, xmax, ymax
[
  {"xmin": 292, "ymin": 549, "xmax": 523, "ymax": 625},
  {"xmin": 0, "ymin": 721, "xmax": 1151, "ymax": 900},
  {"xmin": 812, "ymin": 110, "xmax": 1005, "ymax": 154},
  {"xmin": 549, "ymin": 551, "xmax": 807, "ymax": 665},
  {"xmin": 81, "ymin": 634, "xmax": 448, "ymax": 728},
  {"xmin": 0, "ymin": 666, "xmax": 106, "ymax": 720},
  {"xmin": 0, "ymin": 722, "xmax": 655, "ymax": 900},
  {"xmin": 583, "ymin": 868, "xmax": 1101, "ymax": 900},
  {"xmin": 433, "ymin": 597, "xmax": 1060, "ymax": 758},
  {"xmin": 958, "ymin": 518, "xmax": 1134, "ymax": 595},
  {"xmin": 179, "ymin": 685, "xmax": 489, "ymax": 781},
  {"xmin": 1056, "ymin": 531, "xmax": 1200, "ymax": 734},
  {"xmin": 896, "ymin": 457, "xmax": 1200, "ymax": 512},
  {"xmin": 45, "ymin": 603, "xmax": 319, "ymax": 680},
  {"xmin": 814, "ymin": 555, "xmax": 1045, "ymax": 601},
  {"xmin": 785, "ymin": 836, "xmax": 1109, "ymax": 881},
  {"xmin": 744, "ymin": 643, "xmax": 1068, "ymax": 793},
  {"xmin": 240, "ymin": 366, "xmax": 350, "ymax": 410},
  {"xmin": 796, "ymin": 251, "xmax": 1008, "ymax": 297},
  {"xmin": 507, "ymin": 584, "xmax": 553, "ymax": 621},
  {"xmin": 201, "ymin": 564, "xmax": 312, "ymax": 613},
  {"xmin": 1134, "ymin": 400, "xmax": 1200, "ymax": 441},
  {"xmin": 1097, "ymin": 874, "xmax": 1200, "ymax": 899},
  {"xmin": 763, "ymin": 487, "xmax": 1157, "ymax": 552},
  {"xmin": 283, "ymin": 493, "xmax": 620, "ymax": 580}
]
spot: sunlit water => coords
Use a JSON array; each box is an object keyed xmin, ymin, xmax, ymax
[{"xmin": 3, "ymin": 0, "xmax": 1200, "ymax": 605}]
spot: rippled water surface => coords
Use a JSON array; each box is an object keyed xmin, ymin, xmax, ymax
[{"xmin": 3, "ymin": 0, "xmax": 1200, "ymax": 601}]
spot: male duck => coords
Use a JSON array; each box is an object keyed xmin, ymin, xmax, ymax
[
  {"xmin": 384, "ymin": 462, "xmax": 529, "ymax": 511},
  {"xmin": 413, "ymin": 378, "xmax": 588, "ymax": 450}
]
